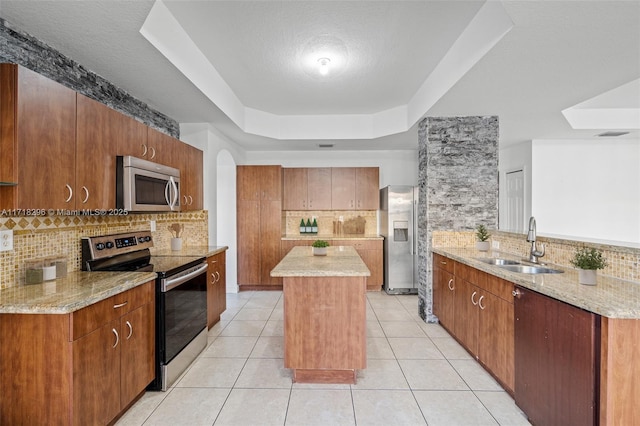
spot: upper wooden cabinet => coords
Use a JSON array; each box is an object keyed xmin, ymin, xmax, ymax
[
  {"xmin": 237, "ymin": 165, "xmax": 282, "ymax": 201},
  {"xmin": 331, "ymin": 167, "xmax": 379, "ymax": 210},
  {"xmin": 146, "ymin": 127, "xmax": 176, "ymax": 167},
  {"xmin": 282, "ymin": 167, "xmax": 331, "ymax": 210},
  {"xmin": 176, "ymin": 142, "xmax": 203, "ymax": 210},
  {"xmin": 76, "ymin": 94, "xmax": 119, "ymax": 209},
  {"xmin": 0, "ymin": 64, "xmax": 76, "ymax": 210}
]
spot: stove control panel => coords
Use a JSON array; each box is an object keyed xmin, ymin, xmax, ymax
[{"xmin": 82, "ymin": 231, "xmax": 154, "ymax": 261}]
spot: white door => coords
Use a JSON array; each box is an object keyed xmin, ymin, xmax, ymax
[{"xmin": 505, "ymin": 170, "xmax": 525, "ymax": 233}]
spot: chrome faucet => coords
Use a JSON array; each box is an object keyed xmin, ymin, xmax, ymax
[{"xmin": 526, "ymin": 216, "xmax": 545, "ymax": 263}]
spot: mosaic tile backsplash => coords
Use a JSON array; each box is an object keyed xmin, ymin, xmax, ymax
[
  {"xmin": 432, "ymin": 230, "xmax": 639, "ymax": 283},
  {"xmin": 284, "ymin": 210, "xmax": 378, "ymax": 236},
  {"xmin": 0, "ymin": 211, "xmax": 208, "ymax": 289}
]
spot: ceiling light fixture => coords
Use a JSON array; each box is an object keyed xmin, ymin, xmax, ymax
[{"xmin": 317, "ymin": 58, "xmax": 331, "ymax": 76}]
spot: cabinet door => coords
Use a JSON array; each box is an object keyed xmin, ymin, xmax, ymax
[
  {"xmin": 17, "ymin": 66, "xmax": 76, "ymax": 209},
  {"xmin": 178, "ymin": 143, "xmax": 203, "ymax": 210},
  {"xmin": 355, "ymin": 167, "xmax": 379, "ymax": 209},
  {"xmin": 116, "ymin": 112, "xmax": 148, "ymax": 159},
  {"xmin": 477, "ymin": 289, "xmax": 514, "ymax": 392},
  {"xmin": 76, "ymin": 94, "xmax": 118, "ymax": 209},
  {"xmin": 454, "ymin": 279, "xmax": 478, "ymax": 352},
  {"xmin": 261, "ymin": 165, "xmax": 282, "ymax": 201},
  {"xmin": 237, "ymin": 166, "xmax": 261, "ymax": 201},
  {"xmin": 283, "ymin": 168, "xmax": 308, "ymax": 210},
  {"xmin": 433, "ymin": 266, "xmax": 455, "ymax": 331},
  {"xmin": 120, "ymin": 303, "xmax": 155, "ymax": 408},
  {"xmin": 208, "ymin": 252, "xmax": 226, "ymax": 328},
  {"xmin": 331, "ymin": 167, "xmax": 356, "ymax": 209},
  {"xmin": 260, "ymin": 199, "xmax": 283, "ymax": 285},
  {"xmin": 237, "ymin": 200, "xmax": 260, "ymax": 284},
  {"xmin": 514, "ymin": 287, "xmax": 597, "ymax": 426},
  {"xmin": 307, "ymin": 167, "xmax": 332, "ymax": 210},
  {"xmin": 216, "ymin": 251, "xmax": 227, "ymax": 316},
  {"xmin": 73, "ymin": 319, "xmax": 121, "ymax": 426},
  {"xmin": 146, "ymin": 127, "xmax": 176, "ymax": 167}
]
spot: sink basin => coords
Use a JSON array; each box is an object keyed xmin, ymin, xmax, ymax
[
  {"xmin": 499, "ymin": 264, "xmax": 564, "ymax": 274},
  {"xmin": 476, "ymin": 258, "xmax": 521, "ymax": 266}
]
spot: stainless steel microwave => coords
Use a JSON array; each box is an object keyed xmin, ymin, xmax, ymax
[{"xmin": 116, "ymin": 155, "xmax": 180, "ymax": 212}]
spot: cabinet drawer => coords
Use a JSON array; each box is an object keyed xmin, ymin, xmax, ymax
[
  {"xmin": 433, "ymin": 253, "xmax": 455, "ymax": 273},
  {"xmin": 72, "ymin": 281, "xmax": 154, "ymax": 341},
  {"xmin": 332, "ymin": 239, "xmax": 381, "ymax": 251},
  {"xmin": 484, "ymin": 275, "xmax": 514, "ymax": 303}
]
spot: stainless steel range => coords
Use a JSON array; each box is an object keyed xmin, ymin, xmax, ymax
[{"xmin": 82, "ymin": 231, "xmax": 208, "ymax": 391}]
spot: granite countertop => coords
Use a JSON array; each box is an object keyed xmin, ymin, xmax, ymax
[
  {"xmin": 151, "ymin": 245, "xmax": 228, "ymax": 258},
  {"xmin": 271, "ymin": 246, "xmax": 371, "ymax": 277},
  {"xmin": 282, "ymin": 234, "xmax": 383, "ymax": 240},
  {"xmin": 432, "ymin": 247, "xmax": 640, "ymax": 319},
  {"xmin": 0, "ymin": 271, "xmax": 157, "ymax": 314}
]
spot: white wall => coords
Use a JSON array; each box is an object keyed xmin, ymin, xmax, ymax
[
  {"xmin": 531, "ymin": 138, "xmax": 640, "ymax": 246},
  {"xmin": 244, "ymin": 150, "xmax": 418, "ymax": 187}
]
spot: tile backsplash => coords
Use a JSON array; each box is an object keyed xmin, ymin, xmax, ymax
[
  {"xmin": 0, "ymin": 211, "xmax": 208, "ymax": 289},
  {"xmin": 284, "ymin": 210, "xmax": 378, "ymax": 236},
  {"xmin": 432, "ymin": 230, "xmax": 640, "ymax": 283}
]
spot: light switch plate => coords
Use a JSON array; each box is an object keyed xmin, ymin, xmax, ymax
[
  {"xmin": 0, "ymin": 229, "xmax": 13, "ymax": 252},
  {"xmin": 150, "ymin": 220, "xmax": 157, "ymax": 232},
  {"xmin": 492, "ymin": 240, "xmax": 500, "ymax": 250}
]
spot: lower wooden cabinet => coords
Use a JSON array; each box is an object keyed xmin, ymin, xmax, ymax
[
  {"xmin": 432, "ymin": 254, "xmax": 514, "ymax": 392},
  {"xmin": 207, "ymin": 250, "xmax": 227, "ymax": 328},
  {"xmin": 514, "ymin": 285, "xmax": 598, "ymax": 426},
  {"xmin": 0, "ymin": 281, "xmax": 155, "ymax": 425}
]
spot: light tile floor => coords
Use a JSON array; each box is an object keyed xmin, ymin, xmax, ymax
[{"xmin": 117, "ymin": 291, "xmax": 531, "ymax": 426}]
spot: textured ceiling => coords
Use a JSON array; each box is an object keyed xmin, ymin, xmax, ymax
[{"xmin": 1, "ymin": 0, "xmax": 638, "ymax": 151}]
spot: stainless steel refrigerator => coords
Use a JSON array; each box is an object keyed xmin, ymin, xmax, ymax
[{"xmin": 380, "ymin": 185, "xmax": 418, "ymax": 295}]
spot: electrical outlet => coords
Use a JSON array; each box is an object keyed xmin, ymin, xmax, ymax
[
  {"xmin": 150, "ymin": 220, "xmax": 157, "ymax": 232},
  {"xmin": 0, "ymin": 230, "xmax": 14, "ymax": 252},
  {"xmin": 492, "ymin": 240, "xmax": 500, "ymax": 250}
]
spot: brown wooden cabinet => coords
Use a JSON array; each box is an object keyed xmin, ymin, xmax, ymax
[
  {"xmin": 176, "ymin": 142, "xmax": 203, "ymax": 210},
  {"xmin": 0, "ymin": 64, "xmax": 76, "ymax": 210},
  {"xmin": 207, "ymin": 250, "xmax": 227, "ymax": 328},
  {"xmin": 432, "ymin": 253, "xmax": 456, "ymax": 334},
  {"xmin": 282, "ymin": 167, "xmax": 332, "ymax": 210},
  {"xmin": 432, "ymin": 254, "xmax": 514, "ymax": 392},
  {"xmin": 331, "ymin": 167, "xmax": 379, "ymax": 210},
  {"xmin": 514, "ymin": 285, "xmax": 598, "ymax": 426},
  {"xmin": 76, "ymin": 94, "xmax": 120, "ymax": 209},
  {"xmin": 143, "ymin": 127, "xmax": 175, "ymax": 166},
  {"xmin": 237, "ymin": 165, "xmax": 283, "ymax": 290},
  {"xmin": 0, "ymin": 281, "xmax": 155, "ymax": 425}
]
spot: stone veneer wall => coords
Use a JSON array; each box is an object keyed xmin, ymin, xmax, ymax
[
  {"xmin": 0, "ymin": 212, "xmax": 209, "ymax": 289},
  {"xmin": 418, "ymin": 116, "xmax": 499, "ymax": 322},
  {"xmin": 0, "ymin": 17, "xmax": 179, "ymax": 137}
]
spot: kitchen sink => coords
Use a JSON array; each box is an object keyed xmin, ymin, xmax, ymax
[
  {"xmin": 498, "ymin": 264, "xmax": 564, "ymax": 274},
  {"xmin": 476, "ymin": 258, "xmax": 521, "ymax": 266}
]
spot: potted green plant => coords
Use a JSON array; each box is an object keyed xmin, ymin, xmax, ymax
[
  {"xmin": 570, "ymin": 247, "xmax": 607, "ymax": 285},
  {"xmin": 475, "ymin": 225, "xmax": 491, "ymax": 252},
  {"xmin": 311, "ymin": 239, "xmax": 329, "ymax": 256}
]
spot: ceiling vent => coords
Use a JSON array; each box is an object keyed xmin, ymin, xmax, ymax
[
  {"xmin": 596, "ymin": 131, "xmax": 630, "ymax": 137},
  {"xmin": 318, "ymin": 144, "xmax": 334, "ymax": 148}
]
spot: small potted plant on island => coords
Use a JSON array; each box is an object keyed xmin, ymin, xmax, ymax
[
  {"xmin": 570, "ymin": 247, "xmax": 607, "ymax": 285},
  {"xmin": 311, "ymin": 239, "xmax": 329, "ymax": 256},
  {"xmin": 475, "ymin": 225, "xmax": 491, "ymax": 252}
]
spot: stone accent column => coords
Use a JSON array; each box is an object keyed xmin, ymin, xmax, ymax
[
  {"xmin": 0, "ymin": 18, "xmax": 179, "ymax": 138},
  {"xmin": 417, "ymin": 116, "xmax": 499, "ymax": 322}
]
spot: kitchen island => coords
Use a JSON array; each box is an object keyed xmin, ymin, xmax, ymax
[{"xmin": 271, "ymin": 245, "xmax": 370, "ymax": 384}]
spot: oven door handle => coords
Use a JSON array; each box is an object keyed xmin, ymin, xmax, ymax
[{"xmin": 162, "ymin": 263, "xmax": 208, "ymax": 292}]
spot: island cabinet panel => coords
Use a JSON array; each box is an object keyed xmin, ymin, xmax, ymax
[
  {"xmin": 284, "ymin": 275, "xmax": 366, "ymax": 383},
  {"xmin": 282, "ymin": 167, "xmax": 331, "ymax": 210},
  {"xmin": 237, "ymin": 165, "xmax": 283, "ymax": 289},
  {"xmin": 332, "ymin": 239, "xmax": 383, "ymax": 291},
  {"xmin": 514, "ymin": 285, "xmax": 598, "ymax": 426},
  {"xmin": 0, "ymin": 281, "xmax": 155, "ymax": 425},
  {"xmin": 600, "ymin": 318, "xmax": 640, "ymax": 425}
]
